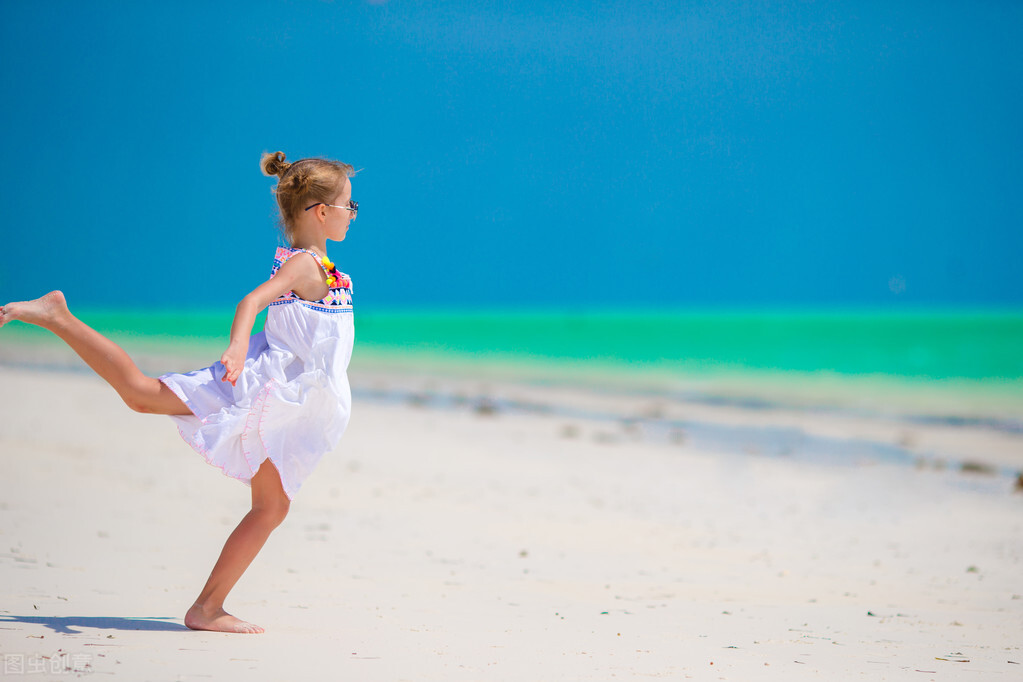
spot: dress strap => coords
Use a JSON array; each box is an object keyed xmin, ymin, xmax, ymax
[{"xmin": 285, "ymin": 248, "xmax": 331, "ymax": 278}]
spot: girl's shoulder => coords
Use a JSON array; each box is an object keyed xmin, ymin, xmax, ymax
[
  {"xmin": 268, "ymin": 245, "xmax": 354, "ymax": 311},
  {"xmin": 272, "ymin": 246, "xmax": 325, "ymax": 276},
  {"xmin": 274, "ymin": 245, "xmax": 316, "ymax": 264}
]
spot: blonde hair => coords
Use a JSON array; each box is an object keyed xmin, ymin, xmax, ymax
[{"xmin": 261, "ymin": 151, "xmax": 355, "ymax": 242}]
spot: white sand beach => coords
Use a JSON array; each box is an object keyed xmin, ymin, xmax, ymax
[{"xmin": 1, "ymin": 349, "xmax": 1022, "ymax": 680}]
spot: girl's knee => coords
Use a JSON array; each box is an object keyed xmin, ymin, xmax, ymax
[
  {"xmin": 253, "ymin": 499, "xmax": 290, "ymax": 528},
  {"xmin": 122, "ymin": 378, "xmax": 179, "ymax": 414},
  {"xmin": 122, "ymin": 392, "xmax": 154, "ymax": 413},
  {"xmin": 118, "ymin": 377, "xmax": 150, "ymax": 413},
  {"xmin": 123, "ymin": 392, "xmax": 160, "ymax": 414}
]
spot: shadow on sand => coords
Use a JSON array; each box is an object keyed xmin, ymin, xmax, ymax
[{"xmin": 0, "ymin": 614, "xmax": 189, "ymax": 634}]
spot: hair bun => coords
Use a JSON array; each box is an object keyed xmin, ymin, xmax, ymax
[{"xmin": 261, "ymin": 151, "xmax": 292, "ymax": 178}]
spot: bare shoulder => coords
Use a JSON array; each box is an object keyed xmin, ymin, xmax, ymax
[
  {"xmin": 275, "ymin": 250, "xmax": 328, "ymax": 301},
  {"xmin": 277, "ymin": 250, "xmax": 323, "ymax": 280}
]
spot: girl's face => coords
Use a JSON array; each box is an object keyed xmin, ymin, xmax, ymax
[{"xmin": 326, "ymin": 177, "xmax": 355, "ymax": 243}]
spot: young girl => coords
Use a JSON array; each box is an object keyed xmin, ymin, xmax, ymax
[{"xmin": 0, "ymin": 151, "xmax": 357, "ymax": 634}]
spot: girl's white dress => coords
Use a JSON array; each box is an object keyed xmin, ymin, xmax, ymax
[{"xmin": 159, "ymin": 247, "xmax": 354, "ymax": 500}]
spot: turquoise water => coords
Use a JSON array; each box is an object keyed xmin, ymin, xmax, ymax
[
  {"xmin": 354, "ymin": 309, "xmax": 1023, "ymax": 380},
  {"xmin": 5, "ymin": 308, "xmax": 1021, "ymax": 381}
]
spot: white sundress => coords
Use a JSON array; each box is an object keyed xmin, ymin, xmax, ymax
[{"xmin": 160, "ymin": 247, "xmax": 354, "ymax": 500}]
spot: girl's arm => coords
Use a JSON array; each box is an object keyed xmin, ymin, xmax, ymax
[{"xmin": 220, "ymin": 254, "xmax": 325, "ymax": 385}]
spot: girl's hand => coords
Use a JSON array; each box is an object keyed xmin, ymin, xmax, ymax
[
  {"xmin": 217, "ymin": 249, "xmax": 323, "ymax": 388},
  {"xmin": 220, "ymin": 344, "xmax": 246, "ymax": 386}
]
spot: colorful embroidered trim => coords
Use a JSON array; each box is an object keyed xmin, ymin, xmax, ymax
[{"xmin": 271, "ymin": 246, "xmax": 353, "ymax": 310}]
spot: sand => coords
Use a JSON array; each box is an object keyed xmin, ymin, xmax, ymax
[{"xmin": 1, "ymin": 351, "xmax": 1022, "ymax": 680}]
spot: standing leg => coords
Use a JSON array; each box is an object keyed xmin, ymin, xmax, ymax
[
  {"xmin": 0, "ymin": 291, "xmax": 190, "ymax": 415},
  {"xmin": 184, "ymin": 458, "xmax": 291, "ymax": 634}
]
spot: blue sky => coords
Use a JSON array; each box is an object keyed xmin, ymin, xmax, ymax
[{"xmin": 1, "ymin": 1, "xmax": 1021, "ymax": 310}]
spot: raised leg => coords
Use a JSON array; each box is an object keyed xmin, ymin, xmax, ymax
[
  {"xmin": 0, "ymin": 291, "xmax": 190, "ymax": 415},
  {"xmin": 184, "ymin": 458, "xmax": 291, "ymax": 634}
]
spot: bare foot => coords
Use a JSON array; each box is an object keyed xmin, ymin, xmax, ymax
[
  {"xmin": 0, "ymin": 291, "xmax": 70, "ymax": 330},
  {"xmin": 184, "ymin": 603, "xmax": 265, "ymax": 634}
]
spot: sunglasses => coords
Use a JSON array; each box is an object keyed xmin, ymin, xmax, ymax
[{"xmin": 304, "ymin": 200, "xmax": 358, "ymax": 214}]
